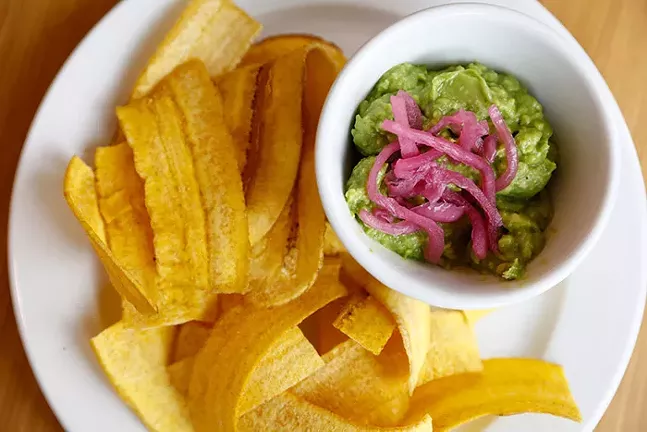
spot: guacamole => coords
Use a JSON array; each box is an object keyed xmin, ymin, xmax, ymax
[{"xmin": 346, "ymin": 62, "xmax": 556, "ymax": 280}]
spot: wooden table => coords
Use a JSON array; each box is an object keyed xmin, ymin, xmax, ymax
[{"xmin": 0, "ymin": 0, "xmax": 645, "ymax": 430}]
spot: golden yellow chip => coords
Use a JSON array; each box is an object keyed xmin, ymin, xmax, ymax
[
  {"xmin": 169, "ymin": 326, "xmax": 323, "ymax": 412},
  {"xmin": 406, "ymin": 358, "xmax": 582, "ymax": 430},
  {"xmin": 239, "ymin": 392, "xmax": 432, "ymax": 432},
  {"xmin": 309, "ymin": 297, "xmax": 349, "ymax": 355},
  {"xmin": 64, "ymin": 157, "xmax": 155, "ymax": 314},
  {"xmin": 132, "ymin": 0, "xmax": 261, "ymax": 98},
  {"xmin": 216, "ymin": 64, "xmax": 260, "ymax": 173},
  {"xmin": 248, "ymin": 195, "xmax": 293, "ymax": 283},
  {"xmin": 173, "ymin": 321, "xmax": 211, "ymax": 363},
  {"xmin": 94, "ymin": 144, "xmax": 158, "ymax": 315},
  {"xmin": 324, "ymin": 222, "xmax": 346, "ymax": 256},
  {"xmin": 293, "ymin": 336, "xmax": 411, "ymax": 427},
  {"xmin": 246, "ymin": 47, "xmax": 341, "ymax": 307},
  {"xmin": 417, "ymin": 310, "xmax": 482, "ymax": 387},
  {"xmin": 339, "ymin": 252, "xmax": 371, "ymax": 293},
  {"xmin": 244, "ymin": 47, "xmax": 307, "ymax": 245},
  {"xmin": 91, "ymin": 323, "xmax": 191, "ymax": 431},
  {"xmin": 240, "ymin": 34, "xmax": 347, "ymax": 70},
  {"xmin": 333, "ymin": 294, "xmax": 396, "ymax": 355},
  {"xmin": 118, "ymin": 86, "xmax": 209, "ymax": 292},
  {"xmin": 165, "ymin": 61, "xmax": 249, "ymax": 294},
  {"xmin": 188, "ymin": 259, "xmax": 346, "ymax": 432},
  {"xmin": 365, "ymin": 279, "xmax": 431, "ymax": 395},
  {"xmin": 462, "ymin": 309, "xmax": 494, "ymax": 325}
]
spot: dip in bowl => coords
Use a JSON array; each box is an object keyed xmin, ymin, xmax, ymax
[{"xmin": 316, "ymin": 3, "xmax": 619, "ymax": 309}]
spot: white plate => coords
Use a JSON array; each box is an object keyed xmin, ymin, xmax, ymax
[{"xmin": 8, "ymin": 0, "xmax": 646, "ymax": 431}]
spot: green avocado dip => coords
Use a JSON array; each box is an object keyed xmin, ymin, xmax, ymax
[{"xmin": 346, "ymin": 62, "xmax": 556, "ymax": 280}]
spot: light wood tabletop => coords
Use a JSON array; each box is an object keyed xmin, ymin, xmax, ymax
[{"xmin": 0, "ymin": 0, "xmax": 645, "ymax": 430}]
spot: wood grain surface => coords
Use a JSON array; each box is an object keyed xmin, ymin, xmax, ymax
[{"xmin": 0, "ymin": 0, "xmax": 645, "ymax": 431}]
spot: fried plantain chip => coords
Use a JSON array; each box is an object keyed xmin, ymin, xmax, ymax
[
  {"xmin": 188, "ymin": 259, "xmax": 346, "ymax": 432},
  {"xmin": 339, "ymin": 252, "xmax": 371, "ymax": 294},
  {"xmin": 165, "ymin": 61, "xmax": 249, "ymax": 294},
  {"xmin": 417, "ymin": 310, "xmax": 482, "ymax": 387},
  {"xmin": 173, "ymin": 321, "xmax": 211, "ymax": 363},
  {"xmin": 309, "ymin": 297, "xmax": 349, "ymax": 355},
  {"xmin": 64, "ymin": 157, "xmax": 155, "ymax": 314},
  {"xmin": 244, "ymin": 47, "xmax": 307, "ymax": 245},
  {"xmin": 324, "ymin": 222, "xmax": 346, "ymax": 256},
  {"xmin": 365, "ymin": 279, "xmax": 431, "ymax": 395},
  {"xmin": 248, "ymin": 195, "xmax": 293, "ymax": 284},
  {"xmin": 239, "ymin": 392, "xmax": 432, "ymax": 432},
  {"xmin": 216, "ymin": 64, "xmax": 260, "ymax": 173},
  {"xmin": 462, "ymin": 309, "xmax": 494, "ymax": 326},
  {"xmin": 169, "ymin": 326, "xmax": 323, "ymax": 411},
  {"xmin": 91, "ymin": 323, "xmax": 190, "ymax": 431},
  {"xmin": 240, "ymin": 34, "xmax": 347, "ymax": 70},
  {"xmin": 292, "ymin": 336, "xmax": 411, "ymax": 427},
  {"xmin": 94, "ymin": 144, "xmax": 159, "ymax": 316},
  {"xmin": 333, "ymin": 294, "xmax": 396, "ymax": 355},
  {"xmin": 118, "ymin": 86, "xmax": 209, "ymax": 292},
  {"xmin": 132, "ymin": 0, "xmax": 261, "ymax": 98},
  {"xmin": 246, "ymin": 48, "xmax": 341, "ymax": 306},
  {"xmin": 406, "ymin": 358, "xmax": 582, "ymax": 430}
]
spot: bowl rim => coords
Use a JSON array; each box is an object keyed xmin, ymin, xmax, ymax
[{"xmin": 315, "ymin": 2, "xmax": 621, "ymax": 309}]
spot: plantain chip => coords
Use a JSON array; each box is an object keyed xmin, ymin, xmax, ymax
[
  {"xmin": 339, "ymin": 252, "xmax": 372, "ymax": 294},
  {"xmin": 219, "ymin": 293, "xmax": 246, "ymax": 314},
  {"xmin": 365, "ymin": 279, "xmax": 431, "ymax": 395},
  {"xmin": 244, "ymin": 47, "xmax": 307, "ymax": 245},
  {"xmin": 248, "ymin": 194, "xmax": 293, "ymax": 284},
  {"xmin": 417, "ymin": 310, "xmax": 482, "ymax": 387},
  {"xmin": 333, "ymin": 294, "xmax": 396, "ymax": 356},
  {"xmin": 462, "ymin": 309, "xmax": 494, "ymax": 325},
  {"xmin": 91, "ymin": 323, "xmax": 190, "ymax": 431},
  {"xmin": 246, "ymin": 48, "xmax": 340, "ymax": 306},
  {"xmin": 132, "ymin": 0, "xmax": 261, "ymax": 98},
  {"xmin": 240, "ymin": 34, "xmax": 347, "ymax": 70},
  {"xmin": 293, "ymin": 336, "xmax": 411, "ymax": 427},
  {"xmin": 239, "ymin": 392, "xmax": 432, "ymax": 432},
  {"xmin": 117, "ymin": 85, "xmax": 209, "ymax": 292},
  {"xmin": 188, "ymin": 259, "xmax": 346, "ymax": 432},
  {"xmin": 169, "ymin": 327, "xmax": 323, "ymax": 411},
  {"xmin": 406, "ymin": 358, "xmax": 582, "ymax": 430},
  {"xmin": 216, "ymin": 64, "xmax": 260, "ymax": 173},
  {"xmin": 324, "ymin": 221, "xmax": 346, "ymax": 256},
  {"xmin": 94, "ymin": 144, "xmax": 158, "ymax": 317},
  {"xmin": 64, "ymin": 157, "xmax": 155, "ymax": 314},
  {"xmin": 173, "ymin": 321, "xmax": 211, "ymax": 363},
  {"xmin": 164, "ymin": 61, "xmax": 249, "ymax": 294},
  {"xmin": 310, "ymin": 297, "xmax": 349, "ymax": 355}
]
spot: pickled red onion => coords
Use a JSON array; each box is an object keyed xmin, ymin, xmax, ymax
[
  {"xmin": 390, "ymin": 91, "xmax": 423, "ymax": 158},
  {"xmin": 489, "ymin": 105, "xmax": 518, "ymax": 191},
  {"xmin": 442, "ymin": 191, "xmax": 488, "ymax": 259},
  {"xmin": 359, "ymin": 209, "xmax": 420, "ymax": 235}
]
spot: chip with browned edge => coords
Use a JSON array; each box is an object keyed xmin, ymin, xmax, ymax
[{"xmin": 240, "ymin": 34, "xmax": 347, "ymax": 70}]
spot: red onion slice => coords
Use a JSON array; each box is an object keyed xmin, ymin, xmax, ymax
[
  {"xmin": 442, "ymin": 191, "xmax": 488, "ymax": 259},
  {"xmin": 359, "ymin": 209, "xmax": 420, "ymax": 235},
  {"xmin": 390, "ymin": 91, "xmax": 423, "ymax": 158},
  {"xmin": 412, "ymin": 201, "xmax": 465, "ymax": 223},
  {"xmin": 382, "ymin": 120, "xmax": 497, "ymax": 203},
  {"xmin": 489, "ymin": 105, "xmax": 519, "ymax": 191},
  {"xmin": 367, "ymin": 142, "xmax": 445, "ymax": 263},
  {"xmin": 482, "ymin": 134, "xmax": 498, "ymax": 163}
]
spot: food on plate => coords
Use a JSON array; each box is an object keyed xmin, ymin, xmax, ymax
[
  {"xmin": 405, "ymin": 358, "xmax": 582, "ymax": 430},
  {"xmin": 132, "ymin": 0, "xmax": 261, "ymax": 99},
  {"xmin": 346, "ymin": 63, "xmax": 556, "ymax": 280},
  {"xmin": 63, "ymin": 1, "xmax": 581, "ymax": 430},
  {"xmin": 64, "ymin": 157, "xmax": 156, "ymax": 314}
]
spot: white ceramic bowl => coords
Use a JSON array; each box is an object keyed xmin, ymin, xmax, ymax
[{"xmin": 316, "ymin": 3, "xmax": 620, "ymax": 310}]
